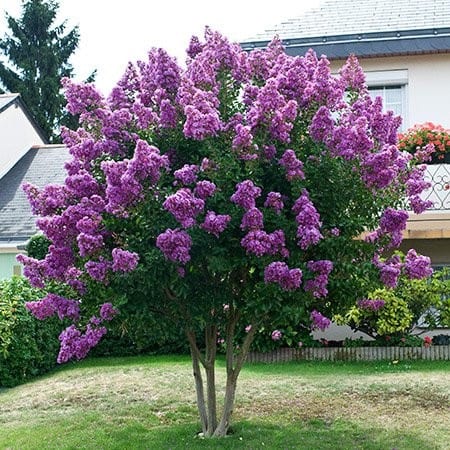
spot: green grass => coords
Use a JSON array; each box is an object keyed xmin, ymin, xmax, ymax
[{"xmin": 1, "ymin": 355, "xmax": 449, "ymax": 449}]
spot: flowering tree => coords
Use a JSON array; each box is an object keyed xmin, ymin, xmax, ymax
[{"xmin": 20, "ymin": 30, "xmax": 432, "ymax": 437}]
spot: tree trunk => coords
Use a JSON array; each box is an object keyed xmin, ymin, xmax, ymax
[
  {"xmin": 186, "ymin": 330, "xmax": 208, "ymax": 434},
  {"xmin": 205, "ymin": 325, "xmax": 218, "ymax": 435},
  {"xmin": 186, "ymin": 317, "xmax": 256, "ymax": 438}
]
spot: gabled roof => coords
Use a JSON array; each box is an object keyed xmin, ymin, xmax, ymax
[
  {"xmin": 0, "ymin": 93, "xmax": 48, "ymax": 144},
  {"xmin": 0, "ymin": 145, "xmax": 69, "ymax": 244},
  {"xmin": 0, "ymin": 93, "xmax": 20, "ymax": 112},
  {"xmin": 241, "ymin": 0, "xmax": 450, "ymax": 59}
]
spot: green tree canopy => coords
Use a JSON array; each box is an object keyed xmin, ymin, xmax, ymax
[{"xmin": 0, "ymin": 0, "xmax": 79, "ymax": 141}]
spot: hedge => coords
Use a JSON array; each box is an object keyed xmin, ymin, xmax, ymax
[{"xmin": 0, "ymin": 277, "xmax": 61, "ymax": 388}]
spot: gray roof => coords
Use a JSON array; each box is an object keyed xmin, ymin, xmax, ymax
[
  {"xmin": 242, "ymin": 0, "xmax": 450, "ymax": 58},
  {"xmin": 0, "ymin": 145, "xmax": 69, "ymax": 242}
]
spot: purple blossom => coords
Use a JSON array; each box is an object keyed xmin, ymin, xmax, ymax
[
  {"xmin": 409, "ymin": 195, "xmax": 433, "ymax": 214},
  {"xmin": 100, "ymin": 303, "xmax": 118, "ymax": 321},
  {"xmin": 292, "ymin": 190, "xmax": 323, "ymax": 249},
  {"xmin": 77, "ymin": 233, "xmax": 104, "ymax": 257},
  {"xmin": 26, "ymin": 294, "xmax": 80, "ymax": 321},
  {"xmin": 379, "ymin": 208, "xmax": 409, "ymax": 248},
  {"xmin": 304, "ymin": 260, "xmax": 333, "ymax": 298},
  {"xmin": 374, "ymin": 255, "xmax": 402, "ymax": 288},
  {"xmin": 240, "ymin": 207, "xmax": 264, "ymax": 230},
  {"xmin": 230, "ymin": 180, "xmax": 262, "ymax": 210},
  {"xmin": 310, "ymin": 310, "xmax": 331, "ymax": 331},
  {"xmin": 201, "ymin": 211, "xmax": 231, "ymax": 237},
  {"xmin": 330, "ymin": 227, "xmax": 340, "ymax": 236},
  {"xmin": 57, "ymin": 324, "xmax": 107, "ymax": 363},
  {"xmin": 163, "ymin": 188, "xmax": 205, "ymax": 228},
  {"xmin": 339, "ymin": 54, "xmax": 366, "ymax": 92},
  {"xmin": 194, "ymin": 180, "xmax": 216, "ymax": 199},
  {"xmin": 85, "ymin": 259, "xmax": 111, "ymax": 283},
  {"xmin": 279, "ymin": 149, "xmax": 305, "ymax": 181},
  {"xmin": 264, "ymin": 192, "xmax": 284, "ymax": 214},
  {"xmin": 111, "ymin": 248, "xmax": 139, "ymax": 272},
  {"xmin": 174, "ymin": 164, "xmax": 199, "ymax": 185},
  {"xmin": 264, "ymin": 261, "xmax": 302, "ymax": 291},
  {"xmin": 404, "ymin": 249, "xmax": 433, "ymax": 279},
  {"xmin": 271, "ymin": 329, "xmax": 282, "ymax": 341},
  {"xmin": 357, "ymin": 298, "xmax": 386, "ymax": 311},
  {"xmin": 156, "ymin": 228, "xmax": 192, "ymax": 264},
  {"xmin": 241, "ymin": 230, "xmax": 288, "ymax": 257}
]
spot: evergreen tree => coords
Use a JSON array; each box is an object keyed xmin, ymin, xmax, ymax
[{"xmin": 0, "ymin": 0, "xmax": 79, "ymax": 141}]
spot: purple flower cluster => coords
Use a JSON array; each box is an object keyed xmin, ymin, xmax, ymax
[
  {"xmin": 404, "ymin": 249, "xmax": 433, "ymax": 279},
  {"xmin": 304, "ymin": 260, "xmax": 333, "ymax": 298},
  {"xmin": 264, "ymin": 261, "xmax": 302, "ymax": 291},
  {"xmin": 292, "ymin": 190, "xmax": 323, "ymax": 249},
  {"xmin": 379, "ymin": 208, "xmax": 409, "ymax": 248},
  {"xmin": 264, "ymin": 191, "xmax": 284, "ymax": 214},
  {"xmin": 194, "ymin": 180, "xmax": 216, "ymax": 200},
  {"xmin": 373, "ymin": 254, "xmax": 402, "ymax": 288},
  {"xmin": 111, "ymin": 248, "xmax": 139, "ymax": 272},
  {"xmin": 85, "ymin": 258, "xmax": 111, "ymax": 283},
  {"xmin": 163, "ymin": 188, "xmax": 205, "ymax": 228},
  {"xmin": 357, "ymin": 298, "xmax": 386, "ymax": 311},
  {"xmin": 247, "ymin": 78, "xmax": 298, "ymax": 143},
  {"xmin": 240, "ymin": 207, "xmax": 264, "ymax": 230},
  {"xmin": 174, "ymin": 164, "xmax": 199, "ymax": 185},
  {"xmin": 201, "ymin": 211, "xmax": 231, "ymax": 237},
  {"xmin": 57, "ymin": 323, "xmax": 107, "ymax": 364},
  {"xmin": 26, "ymin": 293, "xmax": 80, "ymax": 321},
  {"xmin": 241, "ymin": 230, "xmax": 288, "ymax": 257},
  {"xmin": 102, "ymin": 140, "xmax": 169, "ymax": 216},
  {"xmin": 100, "ymin": 302, "xmax": 118, "ymax": 321},
  {"xmin": 271, "ymin": 329, "xmax": 283, "ymax": 341},
  {"xmin": 156, "ymin": 228, "xmax": 192, "ymax": 264},
  {"xmin": 279, "ymin": 149, "xmax": 305, "ymax": 181},
  {"xmin": 310, "ymin": 310, "xmax": 331, "ymax": 331},
  {"xmin": 230, "ymin": 180, "xmax": 262, "ymax": 209}
]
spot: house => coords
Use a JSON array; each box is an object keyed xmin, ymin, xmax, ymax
[
  {"xmin": 0, "ymin": 93, "xmax": 68, "ymax": 279},
  {"xmin": 0, "ymin": 144, "xmax": 69, "ymax": 279},
  {"xmin": 241, "ymin": 0, "xmax": 450, "ymax": 339},
  {"xmin": 0, "ymin": 93, "xmax": 47, "ymax": 177}
]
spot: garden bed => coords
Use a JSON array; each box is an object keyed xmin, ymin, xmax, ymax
[{"xmin": 246, "ymin": 345, "xmax": 450, "ymax": 363}]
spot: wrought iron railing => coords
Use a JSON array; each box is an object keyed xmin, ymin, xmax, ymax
[{"xmin": 421, "ymin": 164, "xmax": 450, "ymax": 211}]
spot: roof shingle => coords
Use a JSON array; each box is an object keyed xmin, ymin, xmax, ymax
[
  {"xmin": 0, "ymin": 145, "xmax": 69, "ymax": 242},
  {"xmin": 244, "ymin": 0, "xmax": 450, "ymax": 42}
]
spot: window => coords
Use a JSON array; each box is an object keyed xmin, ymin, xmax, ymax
[
  {"xmin": 365, "ymin": 70, "xmax": 408, "ymax": 130},
  {"xmin": 13, "ymin": 265, "xmax": 22, "ymax": 276}
]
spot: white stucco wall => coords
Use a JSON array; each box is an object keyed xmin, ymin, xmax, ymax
[
  {"xmin": 0, "ymin": 101, "xmax": 45, "ymax": 179},
  {"xmin": 331, "ymin": 53, "xmax": 450, "ymax": 129}
]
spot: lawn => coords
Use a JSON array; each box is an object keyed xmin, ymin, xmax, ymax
[{"xmin": 0, "ymin": 355, "xmax": 449, "ymax": 449}]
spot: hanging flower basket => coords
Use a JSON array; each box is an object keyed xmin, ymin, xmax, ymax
[{"xmin": 398, "ymin": 122, "xmax": 450, "ymax": 164}]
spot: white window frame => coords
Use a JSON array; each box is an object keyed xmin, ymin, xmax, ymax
[{"xmin": 366, "ymin": 70, "xmax": 408, "ymax": 130}]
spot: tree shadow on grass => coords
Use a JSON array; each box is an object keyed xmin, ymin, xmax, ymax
[{"xmin": 106, "ymin": 419, "xmax": 438, "ymax": 450}]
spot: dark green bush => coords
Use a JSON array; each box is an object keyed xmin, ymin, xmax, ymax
[
  {"xmin": 92, "ymin": 303, "xmax": 190, "ymax": 357},
  {"xmin": 25, "ymin": 234, "xmax": 51, "ymax": 260},
  {"xmin": 0, "ymin": 277, "xmax": 61, "ymax": 388}
]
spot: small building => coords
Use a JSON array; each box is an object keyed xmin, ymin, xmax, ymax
[
  {"xmin": 0, "ymin": 93, "xmax": 68, "ymax": 279},
  {"xmin": 0, "ymin": 144, "xmax": 69, "ymax": 279}
]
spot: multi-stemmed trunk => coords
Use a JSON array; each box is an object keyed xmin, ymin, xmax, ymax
[{"xmin": 186, "ymin": 313, "xmax": 255, "ymax": 437}]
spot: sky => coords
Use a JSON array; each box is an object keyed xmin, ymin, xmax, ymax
[{"xmin": 0, "ymin": 0, "xmax": 322, "ymax": 95}]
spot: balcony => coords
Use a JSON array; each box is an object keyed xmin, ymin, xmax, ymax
[{"xmin": 405, "ymin": 163, "xmax": 450, "ymax": 240}]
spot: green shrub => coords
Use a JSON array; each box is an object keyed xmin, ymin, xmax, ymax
[
  {"xmin": 0, "ymin": 277, "xmax": 61, "ymax": 388},
  {"xmin": 92, "ymin": 303, "xmax": 190, "ymax": 357},
  {"xmin": 25, "ymin": 234, "xmax": 51, "ymax": 260}
]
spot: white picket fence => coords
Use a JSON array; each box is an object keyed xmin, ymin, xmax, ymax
[{"xmin": 246, "ymin": 345, "xmax": 450, "ymax": 363}]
